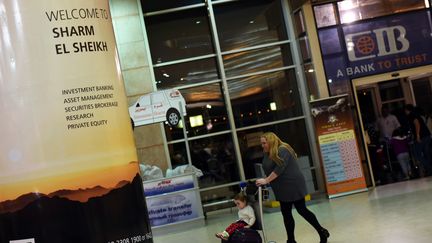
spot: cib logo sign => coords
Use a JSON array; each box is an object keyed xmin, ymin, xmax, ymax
[
  {"xmin": 345, "ymin": 25, "xmax": 409, "ymax": 61},
  {"xmin": 10, "ymin": 239, "xmax": 35, "ymax": 243}
]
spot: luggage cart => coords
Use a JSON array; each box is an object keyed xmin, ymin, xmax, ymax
[
  {"xmin": 241, "ymin": 182, "xmax": 269, "ymax": 243},
  {"xmin": 383, "ymin": 140, "xmax": 394, "ymax": 172},
  {"xmin": 383, "ymin": 139, "xmax": 405, "ymax": 181},
  {"xmin": 408, "ymin": 139, "xmax": 424, "ymax": 178}
]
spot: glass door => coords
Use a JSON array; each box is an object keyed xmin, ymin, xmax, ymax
[
  {"xmin": 409, "ymin": 74, "xmax": 432, "ymax": 116},
  {"xmin": 353, "ymin": 65, "xmax": 432, "ymax": 186}
]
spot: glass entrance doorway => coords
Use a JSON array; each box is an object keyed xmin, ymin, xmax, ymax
[
  {"xmin": 410, "ymin": 74, "xmax": 432, "ymax": 112},
  {"xmin": 353, "ymin": 67, "xmax": 432, "ymax": 186}
]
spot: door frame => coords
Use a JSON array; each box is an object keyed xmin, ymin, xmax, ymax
[
  {"xmin": 407, "ymin": 72, "xmax": 432, "ymax": 106},
  {"xmin": 356, "ymin": 86, "xmax": 380, "ymax": 127},
  {"xmin": 351, "ymin": 64, "xmax": 432, "ymax": 187}
]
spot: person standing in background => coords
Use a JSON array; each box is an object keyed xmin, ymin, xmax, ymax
[
  {"xmin": 424, "ymin": 108, "xmax": 432, "ymax": 137},
  {"xmin": 376, "ymin": 106, "xmax": 401, "ymax": 142},
  {"xmin": 405, "ymin": 104, "xmax": 432, "ymax": 176},
  {"xmin": 256, "ymin": 132, "xmax": 329, "ymax": 243},
  {"xmin": 390, "ymin": 128, "xmax": 411, "ymax": 180}
]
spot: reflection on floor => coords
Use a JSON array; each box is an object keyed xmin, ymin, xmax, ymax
[{"xmin": 153, "ymin": 177, "xmax": 432, "ymax": 243}]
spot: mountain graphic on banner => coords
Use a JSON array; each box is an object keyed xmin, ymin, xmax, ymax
[
  {"xmin": 0, "ymin": 181, "xmax": 132, "ymax": 214},
  {"xmin": 0, "ymin": 174, "xmax": 151, "ymax": 243}
]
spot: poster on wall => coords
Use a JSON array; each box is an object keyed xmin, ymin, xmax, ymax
[
  {"xmin": 146, "ymin": 190, "xmax": 200, "ymax": 227},
  {"xmin": 143, "ymin": 175, "xmax": 195, "ymax": 196},
  {"xmin": 311, "ymin": 95, "xmax": 367, "ymax": 198},
  {"xmin": 0, "ymin": 1, "xmax": 152, "ymax": 243}
]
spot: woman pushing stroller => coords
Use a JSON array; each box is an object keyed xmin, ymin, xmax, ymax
[{"xmin": 256, "ymin": 132, "xmax": 330, "ymax": 243}]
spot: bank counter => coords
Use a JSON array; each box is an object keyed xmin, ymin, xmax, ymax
[{"xmin": 143, "ymin": 173, "xmax": 205, "ymax": 235}]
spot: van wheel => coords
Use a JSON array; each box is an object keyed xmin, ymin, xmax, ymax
[{"xmin": 166, "ymin": 108, "xmax": 180, "ymax": 126}]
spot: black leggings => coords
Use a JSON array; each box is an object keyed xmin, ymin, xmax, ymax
[{"xmin": 280, "ymin": 198, "xmax": 323, "ymax": 242}]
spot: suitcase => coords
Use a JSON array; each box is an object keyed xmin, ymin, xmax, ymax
[{"xmin": 222, "ymin": 228, "xmax": 262, "ymax": 243}]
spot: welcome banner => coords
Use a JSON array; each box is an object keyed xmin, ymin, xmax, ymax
[
  {"xmin": 311, "ymin": 95, "xmax": 367, "ymax": 198},
  {"xmin": 0, "ymin": 1, "xmax": 152, "ymax": 242}
]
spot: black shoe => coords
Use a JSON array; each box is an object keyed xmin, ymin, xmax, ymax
[{"xmin": 319, "ymin": 228, "xmax": 330, "ymax": 243}]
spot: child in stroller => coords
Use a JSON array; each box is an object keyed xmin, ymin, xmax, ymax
[{"xmin": 215, "ymin": 192, "xmax": 256, "ymax": 241}]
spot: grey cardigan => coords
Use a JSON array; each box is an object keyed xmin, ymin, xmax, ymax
[{"xmin": 262, "ymin": 147, "xmax": 307, "ymax": 202}]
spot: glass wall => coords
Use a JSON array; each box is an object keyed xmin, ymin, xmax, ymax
[
  {"xmin": 292, "ymin": 6, "xmax": 321, "ymax": 101},
  {"xmin": 141, "ymin": 0, "xmax": 316, "ymax": 203}
]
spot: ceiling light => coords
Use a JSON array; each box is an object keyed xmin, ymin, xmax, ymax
[
  {"xmin": 347, "ymin": 41, "xmax": 354, "ymax": 51},
  {"xmin": 339, "ymin": 0, "xmax": 356, "ymax": 11},
  {"xmin": 341, "ymin": 11, "xmax": 359, "ymax": 24}
]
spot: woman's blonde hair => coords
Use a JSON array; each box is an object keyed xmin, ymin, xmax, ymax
[{"xmin": 261, "ymin": 132, "xmax": 297, "ymax": 166}]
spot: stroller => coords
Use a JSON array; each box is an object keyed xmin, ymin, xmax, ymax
[{"xmin": 221, "ymin": 181, "xmax": 268, "ymax": 243}]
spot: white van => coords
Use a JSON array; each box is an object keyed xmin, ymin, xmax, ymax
[{"xmin": 129, "ymin": 89, "xmax": 186, "ymax": 127}]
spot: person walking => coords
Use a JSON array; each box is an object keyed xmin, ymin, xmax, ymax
[
  {"xmin": 256, "ymin": 132, "xmax": 329, "ymax": 243},
  {"xmin": 389, "ymin": 128, "xmax": 411, "ymax": 180}
]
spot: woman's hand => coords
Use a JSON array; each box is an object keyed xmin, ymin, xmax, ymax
[{"xmin": 256, "ymin": 178, "xmax": 268, "ymax": 186}]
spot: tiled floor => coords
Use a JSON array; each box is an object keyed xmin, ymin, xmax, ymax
[{"xmin": 153, "ymin": 177, "xmax": 432, "ymax": 243}]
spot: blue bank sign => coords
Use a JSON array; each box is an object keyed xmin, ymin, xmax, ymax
[{"xmin": 319, "ymin": 10, "xmax": 432, "ymax": 81}]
